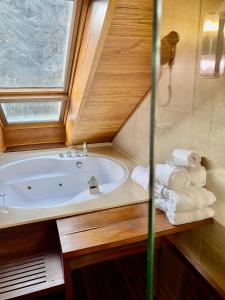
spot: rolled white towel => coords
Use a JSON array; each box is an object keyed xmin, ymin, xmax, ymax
[
  {"xmin": 155, "ymin": 164, "xmax": 190, "ymax": 190},
  {"xmin": 172, "ymin": 149, "xmax": 201, "ymax": 166},
  {"xmin": 166, "ymin": 207, "xmax": 215, "ymax": 225},
  {"xmin": 188, "ymin": 165, "xmax": 206, "ymax": 187},
  {"xmin": 155, "ymin": 185, "xmax": 216, "ymax": 212},
  {"xmin": 155, "ymin": 198, "xmax": 214, "ymax": 225},
  {"xmin": 131, "ymin": 165, "xmax": 149, "ymax": 191}
]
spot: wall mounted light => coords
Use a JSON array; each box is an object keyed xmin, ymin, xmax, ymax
[{"xmin": 200, "ymin": 12, "xmax": 225, "ymax": 78}]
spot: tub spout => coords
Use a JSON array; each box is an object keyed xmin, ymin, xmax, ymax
[
  {"xmin": 88, "ymin": 176, "xmax": 99, "ymax": 194},
  {"xmin": 0, "ymin": 193, "xmax": 8, "ymax": 214}
]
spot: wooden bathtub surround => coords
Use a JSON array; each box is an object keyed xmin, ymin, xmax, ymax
[
  {"xmin": 57, "ymin": 202, "xmax": 213, "ymax": 300},
  {"xmin": 0, "ymin": 202, "xmax": 213, "ymax": 300},
  {"xmin": 66, "ymin": 0, "xmax": 152, "ymax": 145}
]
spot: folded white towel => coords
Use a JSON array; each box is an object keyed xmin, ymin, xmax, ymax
[
  {"xmin": 188, "ymin": 165, "xmax": 206, "ymax": 187},
  {"xmin": 155, "ymin": 164, "xmax": 190, "ymax": 190},
  {"xmin": 131, "ymin": 166, "xmax": 149, "ymax": 191},
  {"xmin": 155, "ymin": 185, "xmax": 216, "ymax": 212},
  {"xmin": 166, "ymin": 207, "xmax": 215, "ymax": 225},
  {"xmin": 172, "ymin": 149, "xmax": 201, "ymax": 166}
]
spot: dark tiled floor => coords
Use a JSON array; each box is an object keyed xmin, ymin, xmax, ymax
[
  {"xmin": 37, "ymin": 252, "xmax": 147, "ymax": 300},
  {"xmin": 73, "ymin": 252, "xmax": 147, "ymax": 300}
]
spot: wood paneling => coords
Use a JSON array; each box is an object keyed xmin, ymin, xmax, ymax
[
  {"xmin": 66, "ymin": 0, "xmax": 117, "ymax": 144},
  {"xmin": 6, "ymin": 142, "xmax": 65, "ymax": 152},
  {"xmin": 57, "ymin": 203, "xmax": 213, "ymax": 259},
  {"xmin": 66, "ymin": 0, "xmax": 152, "ymax": 145},
  {"xmin": 4, "ymin": 124, "xmax": 65, "ymax": 148},
  {"xmin": 57, "ymin": 203, "xmax": 213, "ymax": 299},
  {"xmin": 0, "ymin": 125, "xmax": 5, "ymax": 152}
]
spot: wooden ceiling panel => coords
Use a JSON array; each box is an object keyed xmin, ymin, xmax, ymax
[
  {"xmin": 66, "ymin": 0, "xmax": 152, "ymax": 145},
  {"xmin": 91, "ymin": 72, "xmax": 150, "ymax": 88},
  {"xmin": 81, "ymin": 107, "xmax": 131, "ymax": 122},
  {"xmin": 109, "ymin": 0, "xmax": 151, "ymax": 37}
]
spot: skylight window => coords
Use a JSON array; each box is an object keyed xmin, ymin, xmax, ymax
[
  {"xmin": 0, "ymin": 0, "xmax": 76, "ymax": 89},
  {"xmin": 1, "ymin": 101, "xmax": 62, "ymax": 124}
]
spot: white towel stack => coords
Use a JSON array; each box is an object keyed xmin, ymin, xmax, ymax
[{"xmin": 155, "ymin": 149, "xmax": 216, "ymax": 225}]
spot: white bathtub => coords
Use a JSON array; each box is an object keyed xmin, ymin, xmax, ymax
[{"xmin": 0, "ymin": 155, "xmax": 128, "ymax": 209}]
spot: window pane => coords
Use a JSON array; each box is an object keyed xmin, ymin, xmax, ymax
[
  {"xmin": 1, "ymin": 101, "xmax": 62, "ymax": 123},
  {"xmin": 0, "ymin": 0, "xmax": 75, "ymax": 89}
]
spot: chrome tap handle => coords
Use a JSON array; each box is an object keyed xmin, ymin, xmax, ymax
[
  {"xmin": 67, "ymin": 151, "xmax": 73, "ymax": 158},
  {"xmin": 75, "ymin": 151, "xmax": 80, "ymax": 157}
]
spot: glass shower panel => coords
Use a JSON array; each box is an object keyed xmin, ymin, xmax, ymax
[
  {"xmin": 154, "ymin": 0, "xmax": 225, "ymax": 298},
  {"xmin": 147, "ymin": 0, "xmax": 161, "ymax": 299}
]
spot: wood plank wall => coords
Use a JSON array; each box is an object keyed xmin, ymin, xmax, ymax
[
  {"xmin": 66, "ymin": 0, "xmax": 152, "ymax": 145},
  {"xmin": 4, "ymin": 123, "xmax": 65, "ymax": 148},
  {"xmin": 66, "ymin": 0, "xmax": 116, "ymax": 145}
]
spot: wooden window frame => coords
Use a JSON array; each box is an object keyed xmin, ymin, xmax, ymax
[
  {"xmin": 0, "ymin": 0, "xmax": 84, "ymax": 127},
  {"xmin": 0, "ymin": 0, "xmax": 90, "ymax": 150},
  {"xmin": 0, "ymin": 95, "xmax": 68, "ymax": 127}
]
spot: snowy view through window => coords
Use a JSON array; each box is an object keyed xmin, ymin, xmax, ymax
[
  {"xmin": 2, "ymin": 101, "xmax": 61, "ymax": 123},
  {"xmin": 0, "ymin": 0, "xmax": 74, "ymax": 88}
]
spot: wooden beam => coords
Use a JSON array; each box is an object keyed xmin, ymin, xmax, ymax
[
  {"xmin": 0, "ymin": 125, "xmax": 5, "ymax": 152},
  {"xmin": 66, "ymin": 0, "xmax": 152, "ymax": 145},
  {"xmin": 66, "ymin": 0, "xmax": 117, "ymax": 145}
]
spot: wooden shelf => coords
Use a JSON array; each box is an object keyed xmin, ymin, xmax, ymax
[
  {"xmin": 0, "ymin": 203, "xmax": 213, "ymax": 300},
  {"xmin": 0, "ymin": 221, "xmax": 64, "ymax": 300},
  {"xmin": 57, "ymin": 202, "xmax": 213, "ymax": 260},
  {"xmin": 56, "ymin": 202, "xmax": 213, "ymax": 300},
  {"xmin": 0, "ymin": 252, "xmax": 64, "ymax": 300}
]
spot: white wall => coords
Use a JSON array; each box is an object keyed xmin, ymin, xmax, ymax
[{"xmin": 113, "ymin": 92, "xmax": 150, "ymax": 166}]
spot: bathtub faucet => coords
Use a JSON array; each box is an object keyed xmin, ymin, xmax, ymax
[
  {"xmin": 0, "ymin": 193, "xmax": 8, "ymax": 214},
  {"xmin": 88, "ymin": 176, "xmax": 99, "ymax": 194}
]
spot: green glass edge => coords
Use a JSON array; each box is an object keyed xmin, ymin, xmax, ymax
[{"xmin": 147, "ymin": 0, "xmax": 161, "ymax": 299}]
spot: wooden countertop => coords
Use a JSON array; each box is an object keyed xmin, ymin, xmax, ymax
[{"xmin": 57, "ymin": 203, "xmax": 213, "ymax": 259}]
